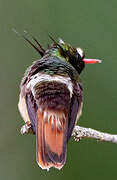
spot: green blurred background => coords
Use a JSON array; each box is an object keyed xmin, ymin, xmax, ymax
[{"xmin": 0, "ymin": 0, "xmax": 117, "ymax": 179}]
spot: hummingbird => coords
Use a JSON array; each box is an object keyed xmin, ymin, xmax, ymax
[{"xmin": 18, "ymin": 34, "xmax": 101, "ymax": 170}]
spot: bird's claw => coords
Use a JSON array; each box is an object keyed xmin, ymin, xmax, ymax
[
  {"xmin": 20, "ymin": 122, "xmax": 35, "ymax": 135},
  {"xmin": 74, "ymin": 136, "xmax": 82, "ymax": 142}
]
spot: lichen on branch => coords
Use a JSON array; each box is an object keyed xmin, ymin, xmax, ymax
[{"xmin": 72, "ymin": 126, "xmax": 117, "ymax": 143}]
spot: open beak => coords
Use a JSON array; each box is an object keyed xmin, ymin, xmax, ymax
[{"xmin": 83, "ymin": 58, "xmax": 102, "ymax": 64}]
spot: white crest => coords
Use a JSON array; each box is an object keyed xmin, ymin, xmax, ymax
[
  {"xmin": 76, "ymin": 48, "xmax": 84, "ymax": 58},
  {"xmin": 59, "ymin": 38, "xmax": 65, "ymax": 44}
]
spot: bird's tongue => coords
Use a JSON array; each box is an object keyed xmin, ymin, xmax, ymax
[{"xmin": 83, "ymin": 58, "xmax": 102, "ymax": 64}]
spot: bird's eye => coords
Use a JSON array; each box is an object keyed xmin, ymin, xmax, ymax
[{"xmin": 76, "ymin": 48, "xmax": 84, "ymax": 59}]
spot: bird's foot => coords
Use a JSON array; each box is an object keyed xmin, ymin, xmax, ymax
[
  {"xmin": 74, "ymin": 136, "xmax": 82, "ymax": 142},
  {"xmin": 20, "ymin": 122, "xmax": 35, "ymax": 135}
]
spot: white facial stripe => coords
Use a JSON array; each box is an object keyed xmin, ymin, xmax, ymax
[
  {"xmin": 27, "ymin": 73, "xmax": 73, "ymax": 97},
  {"xmin": 76, "ymin": 48, "xmax": 84, "ymax": 58}
]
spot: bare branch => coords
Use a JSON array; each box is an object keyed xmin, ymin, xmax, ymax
[{"xmin": 72, "ymin": 125, "xmax": 117, "ymax": 143}]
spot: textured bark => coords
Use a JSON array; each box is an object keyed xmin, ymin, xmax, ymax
[{"xmin": 72, "ymin": 125, "xmax": 117, "ymax": 143}]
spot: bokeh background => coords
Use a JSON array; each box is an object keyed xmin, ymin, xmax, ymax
[{"xmin": 0, "ymin": 0, "xmax": 117, "ymax": 179}]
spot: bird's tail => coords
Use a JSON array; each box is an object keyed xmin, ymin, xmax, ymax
[{"xmin": 36, "ymin": 108, "xmax": 68, "ymax": 170}]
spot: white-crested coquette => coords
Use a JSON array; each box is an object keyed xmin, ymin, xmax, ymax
[{"xmin": 18, "ymin": 34, "xmax": 101, "ymax": 170}]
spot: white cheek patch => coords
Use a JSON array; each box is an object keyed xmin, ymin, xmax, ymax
[
  {"xmin": 76, "ymin": 48, "xmax": 84, "ymax": 58},
  {"xmin": 27, "ymin": 73, "xmax": 73, "ymax": 98}
]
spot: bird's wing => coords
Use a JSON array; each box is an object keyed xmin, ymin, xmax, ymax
[
  {"xmin": 67, "ymin": 82, "xmax": 83, "ymax": 141},
  {"xmin": 18, "ymin": 83, "xmax": 68, "ymax": 170}
]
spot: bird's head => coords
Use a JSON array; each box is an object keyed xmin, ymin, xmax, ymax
[
  {"xmin": 15, "ymin": 31, "xmax": 101, "ymax": 74},
  {"xmin": 53, "ymin": 38, "xmax": 101, "ymax": 74}
]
